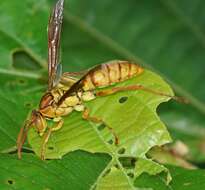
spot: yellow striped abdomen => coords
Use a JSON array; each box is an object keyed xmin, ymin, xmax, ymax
[{"xmin": 82, "ymin": 60, "xmax": 144, "ymax": 91}]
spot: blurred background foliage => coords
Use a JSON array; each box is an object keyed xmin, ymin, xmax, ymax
[{"xmin": 0, "ymin": 0, "xmax": 205, "ymax": 189}]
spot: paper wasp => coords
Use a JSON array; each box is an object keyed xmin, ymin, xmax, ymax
[{"xmin": 17, "ymin": 0, "xmax": 184, "ymax": 160}]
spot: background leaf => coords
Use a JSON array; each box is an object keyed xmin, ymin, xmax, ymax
[
  {"xmin": 0, "ymin": 0, "xmax": 205, "ymax": 189},
  {"xmin": 0, "ymin": 151, "xmax": 110, "ymax": 190},
  {"xmin": 0, "ymin": 0, "xmax": 48, "ymax": 151},
  {"xmin": 1, "ymin": 152, "xmax": 203, "ymax": 190},
  {"xmin": 135, "ymin": 165, "xmax": 205, "ymax": 190}
]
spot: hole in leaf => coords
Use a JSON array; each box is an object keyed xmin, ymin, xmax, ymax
[
  {"xmin": 25, "ymin": 102, "xmax": 33, "ymax": 108},
  {"xmin": 131, "ymin": 158, "xmax": 137, "ymax": 167},
  {"xmin": 102, "ymin": 169, "xmax": 111, "ymax": 177},
  {"xmin": 127, "ymin": 172, "xmax": 134, "ymax": 178},
  {"xmin": 48, "ymin": 146, "xmax": 54, "ymax": 150},
  {"xmin": 98, "ymin": 124, "xmax": 106, "ymax": 131},
  {"xmin": 119, "ymin": 96, "xmax": 128, "ymax": 104},
  {"xmin": 114, "ymin": 164, "xmax": 120, "ymax": 169},
  {"xmin": 7, "ymin": 179, "xmax": 14, "ymax": 185},
  {"xmin": 118, "ymin": 147, "xmax": 126, "ymax": 154},
  {"xmin": 17, "ymin": 79, "xmax": 26, "ymax": 85},
  {"xmin": 13, "ymin": 50, "xmax": 41, "ymax": 71},
  {"xmin": 119, "ymin": 157, "xmax": 137, "ymax": 169},
  {"xmin": 107, "ymin": 139, "xmax": 113, "ymax": 144}
]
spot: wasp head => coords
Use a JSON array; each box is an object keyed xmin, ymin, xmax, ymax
[
  {"xmin": 31, "ymin": 110, "xmax": 47, "ymax": 136},
  {"xmin": 39, "ymin": 92, "xmax": 56, "ymax": 118}
]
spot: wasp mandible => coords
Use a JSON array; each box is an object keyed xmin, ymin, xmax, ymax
[{"xmin": 17, "ymin": 0, "xmax": 183, "ymax": 160}]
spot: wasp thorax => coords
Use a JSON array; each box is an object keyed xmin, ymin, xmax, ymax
[
  {"xmin": 52, "ymin": 88, "xmax": 64, "ymax": 102},
  {"xmin": 64, "ymin": 95, "xmax": 80, "ymax": 107},
  {"xmin": 56, "ymin": 107, "xmax": 73, "ymax": 116}
]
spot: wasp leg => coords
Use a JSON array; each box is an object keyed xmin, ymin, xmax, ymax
[
  {"xmin": 40, "ymin": 119, "xmax": 64, "ymax": 160},
  {"xmin": 96, "ymin": 84, "xmax": 187, "ymax": 103},
  {"xmin": 82, "ymin": 108, "xmax": 119, "ymax": 145},
  {"xmin": 40, "ymin": 128, "xmax": 52, "ymax": 160},
  {"xmin": 17, "ymin": 120, "xmax": 33, "ymax": 159}
]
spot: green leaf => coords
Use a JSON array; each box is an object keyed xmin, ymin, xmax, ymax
[
  {"xmin": 28, "ymin": 69, "xmax": 173, "ymax": 188},
  {"xmin": 1, "ymin": 152, "xmax": 205, "ymax": 190},
  {"xmin": 0, "ymin": 151, "xmax": 110, "ymax": 190},
  {"xmin": 148, "ymin": 146, "xmax": 196, "ymax": 169},
  {"xmin": 134, "ymin": 158, "xmax": 171, "ymax": 182},
  {"xmin": 0, "ymin": 77, "xmax": 42, "ymax": 151},
  {"xmin": 0, "ymin": 0, "xmax": 47, "ymax": 69},
  {"xmin": 96, "ymin": 158, "xmax": 171, "ymax": 190},
  {"xmin": 135, "ymin": 165, "xmax": 205, "ymax": 190},
  {"xmin": 0, "ymin": 0, "xmax": 49, "ymax": 151},
  {"xmin": 0, "ymin": 0, "xmax": 205, "ymax": 189}
]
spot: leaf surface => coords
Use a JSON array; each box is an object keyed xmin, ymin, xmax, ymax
[
  {"xmin": 0, "ymin": 151, "xmax": 110, "ymax": 190},
  {"xmin": 28, "ymin": 69, "xmax": 173, "ymax": 189},
  {"xmin": 0, "ymin": 0, "xmax": 205, "ymax": 189}
]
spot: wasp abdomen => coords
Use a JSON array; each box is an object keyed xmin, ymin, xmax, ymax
[{"xmin": 82, "ymin": 60, "xmax": 144, "ymax": 91}]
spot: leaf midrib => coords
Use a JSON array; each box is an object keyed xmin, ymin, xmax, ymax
[
  {"xmin": 88, "ymin": 120, "xmax": 136, "ymax": 190},
  {"xmin": 0, "ymin": 68, "xmax": 42, "ymax": 79},
  {"xmin": 89, "ymin": 159, "xmax": 113, "ymax": 190}
]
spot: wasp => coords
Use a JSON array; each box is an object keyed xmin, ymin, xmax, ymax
[{"xmin": 17, "ymin": 0, "xmax": 184, "ymax": 160}]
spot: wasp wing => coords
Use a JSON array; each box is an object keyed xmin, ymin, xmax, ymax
[
  {"xmin": 48, "ymin": 0, "xmax": 64, "ymax": 90},
  {"xmin": 63, "ymin": 70, "xmax": 89, "ymax": 78}
]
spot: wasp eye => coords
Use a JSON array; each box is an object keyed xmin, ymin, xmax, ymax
[{"xmin": 39, "ymin": 93, "xmax": 54, "ymax": 109}]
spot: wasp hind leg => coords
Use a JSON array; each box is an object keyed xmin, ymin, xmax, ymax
[
  {"xmin": 40, "ymin": 119, "xmax": 64, "ymax": 160},
  {"xmin": 96, "ymin": 84, "xmax": 187, "ymax": 103},
  {"xmin": 82, "ymin": 108, "xmax": 119, "ymax": 145}
]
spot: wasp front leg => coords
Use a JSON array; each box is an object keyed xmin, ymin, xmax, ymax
[
  {"xmin": 17, "ymin": 110, "xmax": 47, "ymax": 159},
  {"xmin": 82, "ymin": 108, "xmax": 119, "ymax": 145},
  {"xmin": 40, "ymin": 118, "xmax": 64, "ymax": 160},
  {"xmin": 17, "ymin": 120, "xmax": 33, "ymax": 159}
]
